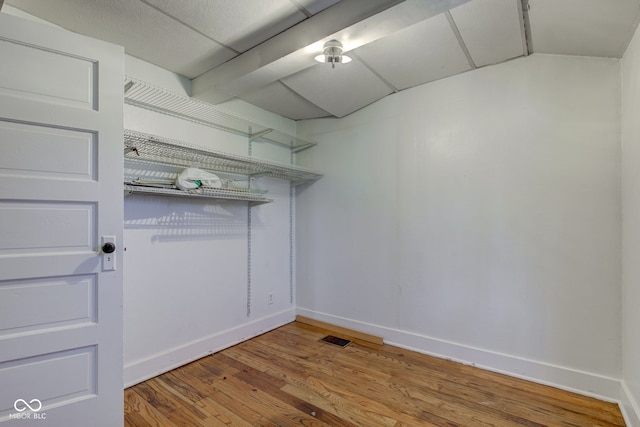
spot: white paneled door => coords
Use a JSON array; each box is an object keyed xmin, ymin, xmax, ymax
[{"xmin": 0, "ymin": 13, "xmax": 124, "ymax": 427}]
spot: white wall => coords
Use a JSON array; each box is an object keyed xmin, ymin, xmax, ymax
[
  {"xmin": 123, "ymin": 56, "xmax": 296, "ymax": 386},
  {"xmin": 296, "ymin": 54, "xmax": 622, "ymax": 399},
  {"xmin": 622, "ymin": 21, "xmax": 640, "ymax": 426},
  {"xmin": 5, "ymin": 3, "xmax": 634, "ymax": 419}
]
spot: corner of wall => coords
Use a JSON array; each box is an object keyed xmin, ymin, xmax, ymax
[
  {"xmin": 621, "ymin": 12, "xmax": 640, "ymax": 427},
  {"xmin": 124, "ymin": 308, "xmax": 295, "ymax": 388},
  {"xmin": 621, "ymin": 381, "xmax": 640, "ymax": 427}
]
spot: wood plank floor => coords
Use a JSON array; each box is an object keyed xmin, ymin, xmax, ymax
[{"xmin": 124, "ymin": 322, "xmax": 625, "ymax": 426}]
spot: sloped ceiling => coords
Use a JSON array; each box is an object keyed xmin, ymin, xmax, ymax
[{"xmin": 5, "ymin": 0, "xmax": 640, "ymax": 120}]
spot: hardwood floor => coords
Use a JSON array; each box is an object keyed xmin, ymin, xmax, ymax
[{"xmin": 124, "ymin": 322, "xmax": 625, "ymax": 426}]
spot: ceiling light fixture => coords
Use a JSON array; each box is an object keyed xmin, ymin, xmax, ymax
[{"xmin": 314, "ymin": 40, "xmax": 352, "ymax": 68}]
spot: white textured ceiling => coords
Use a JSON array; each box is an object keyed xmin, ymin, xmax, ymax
[
  {"xmin": 355, "ymin": 13, "xmax": 474, "ymax": 91},
  {"xmin": 5, "ymin": 0, "xmax": 640, "ymax": 120},
  {"xmin": 528, "ymin": 0, "xmax": 640, "ymax": 57}
]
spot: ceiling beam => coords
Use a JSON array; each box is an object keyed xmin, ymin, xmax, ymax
[{"xmin": 192, "ymin": 0, "xmax": 472, "ymax": 105}]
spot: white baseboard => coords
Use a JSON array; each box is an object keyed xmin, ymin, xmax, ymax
[
  {"xmin": 124, "ymin": 308, "xmax": 295, "ymax": 388},
  {"xmin": 296, "ymin": 308, "xmax": 622, "ymax": 403},
  {"xmin": 621, "ymin": 381, "xmax": 640, "ymax": 427}
]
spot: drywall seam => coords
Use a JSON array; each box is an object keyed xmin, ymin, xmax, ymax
[
  {"xmin": 296, "ymin": 308, "xmax": 622, "ymax": 403},
  {"xmin": 123, "ymin": 308, "xmax": 295, "ymax": 388}
]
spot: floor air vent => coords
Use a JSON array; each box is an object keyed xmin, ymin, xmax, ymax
[{"xmin": 320, "ymin": 335, "xmax": 352, "ymax": 347}]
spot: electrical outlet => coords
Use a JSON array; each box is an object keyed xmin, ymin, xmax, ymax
[{"xmin": 268, "ymin": 292, "xmax": 274, "ymax": 305}]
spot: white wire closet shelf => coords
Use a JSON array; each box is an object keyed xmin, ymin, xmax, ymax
[
  {"xmin": 124, "ymin": 77, "xmax": 317, "ymax": 152},
  {"xmin": 124, "ymin": 129, "xmax": 323, "ymax": 184},
  {"xmin": 123, "ymin": 184, "xmax": 272, "ymax": 206}
]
